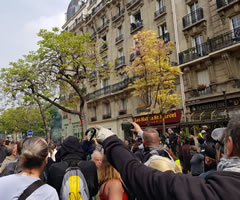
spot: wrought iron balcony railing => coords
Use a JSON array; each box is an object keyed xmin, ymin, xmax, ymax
[
  {"xmin": 86, "ymin": 77, "xmax": 137, "ymax": 101},
  {"xmin": 115, "ymin": 56, "xmax": 125, "ymax": 68},
  {"xmin": 216, "ymin": 0, "xmax": 238, "ymax": 9},
  {"xmin": 103, "ymin": 113, "xmax": 111, "ymax": 119},
  {"xmin": 154, "ymin": 6, "xmax": 166, "ymax": 18},
  {"xmin": 179, "ymin": 27, "xmax": 240, "ymax": 64},
  {"xmin": 130, "ymin": 20, "xmax": 143, "ymax": 33},
  {"xmin": 112, "ymin": 9, "xmax": 125, "ymax": 22},
  {"xmin": 182, "ymin": 8, "xmax": 204, "ymax": 29},
  {"xmin": 192, "ymin": 86, "xmax": 212, "ymax": 97},
  {"xmin": 91, "ymin": 0, "xmax": 106, "ymax": 16},
  {"xmin": 126, "ymin": 0, "xmax": 140, "ymax": 10},
  {"xmin": 159, "ymin": 32, "xmax": 170, "ymax": 43}
]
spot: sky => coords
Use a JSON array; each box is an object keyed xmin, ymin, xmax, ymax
[{"xmin": 0, "ymin": 0, "xmax": 70, "ymax": 68}]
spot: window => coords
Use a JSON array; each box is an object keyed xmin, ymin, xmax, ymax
[
  {"xmin": 93, "ymin": 106, "xmax": 97, "ymax": 118},
  {"xmin": 117, "ymin": 26, "xmax": 122, "ymax": 36},
  {"xmin": 105, "ymin": 103, "xmax": 111, "ymax": 115},
  {"xmin": 121, "ymin": 99, "xmax": 127, "ymax": 110},
  {"xmin": 232, "ymin": 15, "xmax": 240, "ymax": 29},
  {"xmin": 192, "ymin": 35, "xmax": 204, "ymax": 56},
  {"xmin": 102, "ymin": 15, "xmax": 107, "ymax": 25},
  {"xmin": 118, "ymin": 49, "xmax": 124, "ymax": 57},
  {"xmin": 130, "ymin": 11, "xmax": 142, "ymax": 30},
  {"xmin": 117, "ymin": 4, "xmax": 121, "ymax": 14},
  {"xmin": 197, "ymin": 69, "xmax": 210, "ymax": 86},
  {"xmin": 158, "ymin": 24, "xmax": 169, "ymax": 42},
  {"xmin": 156, "ymin": 0, "xmax": 164, "ymax": 10},
  {"xmin": 103, "ymin": 79, "xmax": 108, "ymax": 87},
  {"xmin": 188, "ymin": 1, "xmax": 199, "ymax": 24}
]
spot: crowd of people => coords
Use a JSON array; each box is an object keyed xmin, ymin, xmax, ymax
[{"xmin": 0, "ymin": 118, "xmax": 239, "ymax": 199}]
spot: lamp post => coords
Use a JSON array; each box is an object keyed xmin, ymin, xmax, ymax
[{"xmin": 222, "ymin": 90, "xmax": 229, "ymax": 121}]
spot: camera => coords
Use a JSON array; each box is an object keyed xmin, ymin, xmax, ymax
[{"xmin": 121, "ymin": 122, "xmax": 134, "ymax": 131}]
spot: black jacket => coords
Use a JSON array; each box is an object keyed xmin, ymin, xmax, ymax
[
  {"xmin": 103, "ymin": 136, "xmax": 240, "ymax": 200},
  {"xmin": 47, "ymin": 153, "xmax": 98, "ymax": 199},
  {"xmin": 0, "ymin": 145, "xmax": 7, "ymax": 164}
]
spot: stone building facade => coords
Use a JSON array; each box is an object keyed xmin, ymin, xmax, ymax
[{"xmin": 62, "ymin": 0, "xmax": 240, "ymax": 137}]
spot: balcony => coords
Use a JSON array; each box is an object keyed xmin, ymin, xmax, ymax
[
  {"xmin": 115, "ymin": 56, "xmax": 126, "ymax": 69},
  {"xmin": 91, "ymin": 117, "xmax": 97, "ymax": 122},
  {"xmin": 182, "ymin": 8, "xmax": 204, "ymax": 29},
  {"xmin": 103, "ymin": 113, "xmax": 111, "ymax": 119},
  {"xmin": 126, "ymin": 0, "xmax": 141, "ymax": 10},
  {"xmin": 130, "ymin": 20, "xmax": 143, "ymax": 34},
  {"xmin": 97, "ymin": 20, "xmax": 109, "ymax": 33},
  {"xmin": 159, "ymin": 32, "xmax": 170, "ymax": 43},
  {"xmin": 100, "ymin": 43, "xmax": 108, "ymax": 53},
  {"xmin": 115, "ymin": 34, "xmax": 124, "ymax": 44},
  {"xmin": 179, "ymin": 27, "xmax": 240, "ymax": 64},
  {"xmin": 85, "ymin": 14, "xmax": 92, "ymax": 24},
  {"xmin": 216, "ymin": 0, "xmax": 239, "ymax": 9},
  {"xmin": 91, "ymin": 0, "xmax": 107, "ymax": 17},
  {"xmin": 112, "ymin": 9, "xmax": 125, "ymax": 22},
  {"xmin": 119, "ymin": 109, "xmax": 127, "ymax": 115},
  {"xmin": 154, "ymin": 6, "xmax": 166, "ymax": 19},
  {"xmin": 86, "ymin": 77, "xmax": 137, "ymax": 101},
  {"xmin": 191, "ymin": 86, "xmax": 212, "ymax": 97},
  {"xmin": 68, "ymin": 15, "xmax": 84, "ymax": 32}
]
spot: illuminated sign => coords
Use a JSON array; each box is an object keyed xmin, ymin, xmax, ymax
[{"xmin": 132, "ymin": 109, "xmax": 182, "ymax": 126}]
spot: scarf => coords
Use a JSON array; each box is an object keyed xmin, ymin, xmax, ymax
[{"xmin": 217, "ymin": 157, "xmax": 240, "ymax": 173}]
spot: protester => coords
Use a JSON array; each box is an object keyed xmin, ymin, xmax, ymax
[
  {"xmin": 190, "ymin": 146, "xmax": 204, "ymax": 176},
  {"xmin": 92, "ymin": 119, "xmax": 240, "ymax": 200},
  {"xmin": 47, "ymin": 136, "xmax": 98, "ymax": 198},
  {"xmin": 0, "ymin": 140, "xmax": 23, "ymax": 176},
  {"xmin": 0, "ymin": 143, "xmax": 17, "ymax": 173},
  {"xmin": 98, "ymin": 156, "xmax": 129, "ymax": 200},
  {"xmin": 182, "ymin": 137, "xmax": 192, "ymax": 174},
  {"xmin": 0, "ymin": 136, "xmax": 59, "ymax": 199},
  {"xmin": 131, "ymin": 122, "xmax": 165, "ymax": 163},
  {"xmin": 92, "ymin": 150, "xmax": 104, "ymax": 168},
  {"xmin": 168, "ymin": 128, "xmax": 178, "ymax": 156},
  {"xmin": 200, "ymin": 142, "xmax": 217, "ymax": 178},
  {"xmin": 0, "ymin": 139, "xmax": 8, "ymax": 166}
]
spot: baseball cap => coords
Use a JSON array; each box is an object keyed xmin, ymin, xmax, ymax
[{"xmin": 211, "ymin": 128, "xmax": 226, "ymax": 143}]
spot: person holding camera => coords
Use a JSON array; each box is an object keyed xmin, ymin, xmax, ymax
[{"xmin": 90, "ymin": 118, "xmax": 240, "ymax": 200}]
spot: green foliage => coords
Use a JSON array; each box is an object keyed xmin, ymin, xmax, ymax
[{"xmin": 0, "ymin": 106, "xmax": 50, "ymax": 136}]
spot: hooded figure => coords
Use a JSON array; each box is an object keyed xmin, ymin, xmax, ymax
[{"xmin": 47, "ymin": 136, "xmax": 98, "ymax": 199}]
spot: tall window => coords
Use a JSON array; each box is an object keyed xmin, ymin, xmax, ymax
[
  {"xmin": 188, "ymin": 1, "xmax": 199, "ymax": 23},
  {"xmin": 156, "ymin": 0, "xmax": 164, "ymax": 10},
  {"xmin": 197, "ymin": 69, "xmax": 210, "ymax": 86},
  {"xmin": 118, "ymin": 48, "xmax": 124, "ymax": 58},
  {"xmin": 121, "ymin": 99, "xmax": 127, "ymax": 110},
  {"xmin": 192, "ymin": 35, "xmax": 204, "ymax": 56},
  {"xmin": 102, "ymin": 15, "xmax": 107, "ymax": 25},
  {"xmin": 158, "ymin": 24, "xmax": 168, "ymax": 42},
  {"xmin": 102, "ymin": 79, "xmax": 108, "ymax": 87},
  {"xmin": 93, "ymin": 106, "xmax": 97, "ymax": 118},
  {"xmin": 232, "ymin": 15, "xmax": 240, "ymax": 29},
  {"xmin": 117, "ymin": 26, "xmax": 122, "ymax": 36},
  {"xmin": 117, "ymin": 4, "xmax": 121, "ymax": 14},
  {"xmin": 105, "ymin": 103, "xmax": 111, "ymax": 115}
]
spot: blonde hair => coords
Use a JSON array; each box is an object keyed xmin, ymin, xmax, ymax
[
  {"xmin": 98, "ymin": 157, "xmax": 121, "ymax": 183},
  {"xmin": 147, "ymin": 155, "xmax": 182, "ymax": 173}
]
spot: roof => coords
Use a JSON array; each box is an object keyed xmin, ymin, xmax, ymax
[{"xmin": 67, "ymin": 0, "xmax": 85, "ymax": 21}]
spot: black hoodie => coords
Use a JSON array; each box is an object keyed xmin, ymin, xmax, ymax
[
  {"xmin": 103, "ymin": 136, "xmax": 240, "ymax": 200},
  {"xmin": 47, "ymin": 136, "xmax": 98, "ymax": 199}
]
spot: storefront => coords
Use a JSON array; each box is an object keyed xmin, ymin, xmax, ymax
[{"xmin": 132, "ymin": 109, "xmax": 182, "ymax": 134}]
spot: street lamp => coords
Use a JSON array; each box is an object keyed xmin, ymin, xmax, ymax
[{"xmin": 222, "ymin": 88, "xmax": 229, "ymax": 121}]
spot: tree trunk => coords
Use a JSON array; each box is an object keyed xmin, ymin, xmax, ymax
[
  {"xmin": 162, "ymin": 114, "xmax": 166, "ymax": 136},
  {"xmin": 36, "ymin": 99, "xmax": 51, "ymax": 142}
]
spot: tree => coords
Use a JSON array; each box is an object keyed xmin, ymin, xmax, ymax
[
  {"xmin": 0, "ymin": 106, "xmax": 50, "ymax": 138},
  {"xmin": 1, "ymin": 28, "xmax": 110, "ymax": 135},
  {"xmin": 126, "ymin": 30, "xmax": 182, "ymax": 134}
]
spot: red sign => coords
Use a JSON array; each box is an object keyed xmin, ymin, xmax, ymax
[{"xmin": 132, "ymin": 109, "xmax": 182, "ymax": 126}]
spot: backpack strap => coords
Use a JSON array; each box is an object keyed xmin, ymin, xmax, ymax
[{"xmin": 18, "ymin": 180, "xmax": 44, "ymax": 200}]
